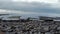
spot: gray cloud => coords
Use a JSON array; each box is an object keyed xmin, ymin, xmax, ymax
[
  {"xmin": 0, "ymin": 1, "xmax": 60, "ymax": 17},
  {"xmin": 0, "ymin": 1, "xmax": 56, "ymax": 11}
]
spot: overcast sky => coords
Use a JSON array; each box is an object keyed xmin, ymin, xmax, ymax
[{"xmin": 0, "ymin": 0, "xmax": 60, "ymax": 17}]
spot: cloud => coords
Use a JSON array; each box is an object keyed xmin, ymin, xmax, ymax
[
  {"xmin": 12, "ymin": 0, "xmax": 58, "ymax": 3},
  {"xmin": 0, "ymin": 0, "xmax": 60, "ymax": 17},
  {"xmin": 0, "ymin": 9, "xmax": 60, "ymax": 17},
  {"xmin": 0, "ymin": 2, "xmax": 56, "ymax": 12}
]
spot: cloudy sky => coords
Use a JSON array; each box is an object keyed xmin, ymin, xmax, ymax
[{"xmin": 0, "ymin": 0, "xmax": 60, "ymax": 17}]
